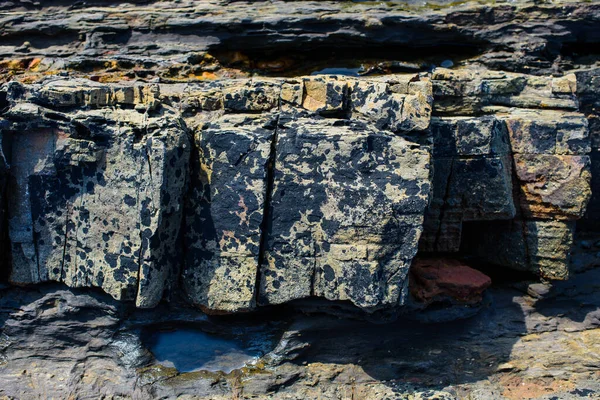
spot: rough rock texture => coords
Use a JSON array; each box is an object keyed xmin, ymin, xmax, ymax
[
  {"xmin": 1, "ymin": 80, "xmax": 190, "ymax": 307},
  {"xmin": 0, "ymin": 0, "xmax": 599, "ymax": 79},
  {"xmin": 1, "ymin": 262, "xmax": 600, "ymax": 399},
  {"xmin": 260, "ymin": 116, "xmax": 430, "ymax": 310},
  {"xmin": 0, "ymin": 74, "xmax": 433, "ymax": 313},
  {"xmin": 420, "ymin": 115, "xmax": 515, "ymax": 252},
  {"xmin": 0, "ymin": 0, "xmax": 599, "ymax": 398},
  {"xmin": 428, "ymin": 68, "xmax": 593, "ymax": 280},
  {"xmin": 0, "ymin": 0, "xmax": 597, "ymax": 309},
  {"xmin": 182, "ymin": 114, "xmax": 275, "ymax": 313}
]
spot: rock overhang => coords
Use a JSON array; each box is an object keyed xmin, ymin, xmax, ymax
[
  {"xmin": 0, "ymin": 73, "xmax": 438, "ymax": 313},
  {"xmin": 0, "ymin": 0, "xmax": 598, "ymax": 313}
]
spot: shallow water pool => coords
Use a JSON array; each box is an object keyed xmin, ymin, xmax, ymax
[{"xmin": 144, "ymin": 327, "xmax": 264, "ymax": 373}]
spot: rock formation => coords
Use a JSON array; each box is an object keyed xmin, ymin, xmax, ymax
[
  {"xmin": 1, "ymin": 0, "xmax": 600, "ymax": 398},
  {"xmin": 0, "ymin": 0, "xmax": 597, "ymax": 316}
]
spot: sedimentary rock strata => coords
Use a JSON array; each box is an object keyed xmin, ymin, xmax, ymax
[
  {"xmin": 0, "ymin": 74, "xmax": 436, "ymax": 313},
  {"xmin": 0, "ymin": 65, "xmax": 593, "ymax": 312},
  {"xmin": 0, "ymin": 0, "xmax": 598, "ymax": 316},
  {"xmin": 1, "ymin": 81, "xmax": 190, "ymax": 307}
]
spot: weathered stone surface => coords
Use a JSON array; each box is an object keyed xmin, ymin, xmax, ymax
[
  {"xmin": 2, "ymin": 0, "xmax": 600, "ymax": 81},
  {"xmin": 468, "ymin": 219, "xmax": 575, "ymax": 280},
  {"xmin": 0, "ymin": 74, "xmax": 435, "ymax": 313},
  {"xmin": 2, "ymin": 262, "xmax": 600, "ymax": 399},
  {"xmin": 1, "ymin": 81, "xmax": 189, "ymax": 307},
  {"xmin": 0, "ymin": 1, "xmax": 599, "ymax": 397},
  {"xmin": 259, "ymin": 117, "xmax": 431, "ymax": 311},
  {"xmin": 183, "ymin": 114, "xmax": 275, "ymax": 313},
  {"xmin": 432, "ymin": 69, "xmax": 581, "ymax": 116},
  {"xmin": 279, "ymin": 75, "xmax": 433, "ymax": 132},
  {"xmin": 428, "ymin": 65, "xmax": 593, "ymax": 279},
  {"xmin": 504, "ymin": 110, "xmax": 590, "ymax": 156},
  {"xmin": 514, "ymin": 154, "xmax": 591, "ymax": 220},
  {"xmin": 349, "ymin": 76, "xmax": 433, "ymax": 132}
]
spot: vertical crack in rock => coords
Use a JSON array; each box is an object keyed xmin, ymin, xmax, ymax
[
  {"xmin": 182, "ymin": 100, "xmax": 279, "ymax": 312},
  {"xmin": 0, "ymin": 60, "xmax": 594, "ymax": 313},
  {"xmin": 255, "ymin": 100, "xmax": 281, "ymax": 307},
  {"xmin": 259, "ymin": 115, "xmax": 431, "ymax": 311},
  {"xmin": 59, "ymin": 206, "xmax": 69, "ymax": 284},
  {"xmin": 134, "ymin": 123, "xmax": 146, "ymax": 304},
  {"xmin": 510, "ymin": 153, "xmax": 532, "ymax": 269}
]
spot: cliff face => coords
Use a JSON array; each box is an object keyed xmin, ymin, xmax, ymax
[
  {"xmin": 1, "ymin": 1, "xmax": 600, "ymax": 398},
  {"xmin": 0, "ymin": 75, "xmax": 434, "ymax": 313},
  {"xmin": 0, "ymin": 0, "xmax": 598, "ymax": 315}
]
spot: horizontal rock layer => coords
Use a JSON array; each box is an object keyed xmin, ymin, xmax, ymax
[
  {"xmin": 0, "ymin": 64, "xmax": 595, "ymax": 311},
  {"xmin": 0, "ymin": 74, "xmax": 436, "ymax": 312},
  {"xmin": 0, "ymin": 0, "xmax": 598, "ymax": 313}
]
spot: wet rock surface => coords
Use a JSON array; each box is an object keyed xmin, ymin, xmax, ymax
[{"xmin": 0, "ymin": 260, "xmax": 599, "ymax": 399}]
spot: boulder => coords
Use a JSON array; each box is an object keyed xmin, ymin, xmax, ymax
[{"xmin": 410, "ymin": 257, "xmax": 492, "ymax": 304}]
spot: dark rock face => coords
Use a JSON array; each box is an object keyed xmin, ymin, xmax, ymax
[
  {"xmin": 183, "ymin": 114, "xmax": 275, "ymax": 313},
  {"xmin": 420, "ymin": 116, "xmax": 515, "ymax": 252},
  {"xmin": 1, "ymin": 81, "xmax": 190, "ymax": 308},
  {"xmin": 0, "ymin": 65, "xmax": 596, "ymax": 312},
  {"xmin": 427, "ymin": 69, "xmax": 593, "ymax": 280},
  {"xmin": 0, "ymin": 0, "xmax": 599, "ymax": 398},
  {"xmin": 0, "ymin": 73, "xmax": 436, "ymax": 314},
  {"xmin": 260, "ymin": 117, "xmax": 430, "ymax": 310}
]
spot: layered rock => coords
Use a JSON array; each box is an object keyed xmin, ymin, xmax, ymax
[
  {"xmin": 0, "ymin": 74, "xmax": 434, "ymax": 313},
  {"xmin": 420, "ymin": 115, "xmax": 515, "ymax": 252},
  {"xmin": 0, "ymin": 0, "xmax": 598, "ymax": 312},
  {"xmin": 1, "ymin": 0, "xmax": 600, "ymax": 80},
  {"xmin": 0, "ymin": 64, "xmax": 595, "ymax": 310},
  {"xmin": 1, "ymin": 80, "xmax": 189, "ymax": 307},
  {"xmin": 427, "ymin": 68, "xmax": 593, "ymax": 280}
]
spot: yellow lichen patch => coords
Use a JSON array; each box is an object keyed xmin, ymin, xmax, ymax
[
  {"xmin": 1, "ymin": 58, "xmax": 28, "ymax": 71},
  {"xmin": 302, "ymin": 79, "xmax": 328, "ymax": 111}
]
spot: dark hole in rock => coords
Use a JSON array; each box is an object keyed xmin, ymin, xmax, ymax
[
  {"xmin": 212, "ymin": 43, "xmax": 482, "ymax": 77},
  {"xmin": 0, "ymin": 90, "xmax": 8, "ymax": 114},
  {"xmin": 310, "ymin": 67, "xmax": 362, "ymax": 77},
  {"xmin": 141, "ymin": 323, "xmax": 277, "ymax": 373}
]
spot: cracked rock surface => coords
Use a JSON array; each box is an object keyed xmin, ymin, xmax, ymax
[{"xmin": 0, "ymin": 0, "xmax": 599, "ymax": 398}]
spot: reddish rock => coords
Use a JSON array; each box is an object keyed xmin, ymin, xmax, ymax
[{"xmin": 410, "ymin": 258, "xmax": 492, "ymax": 304}]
